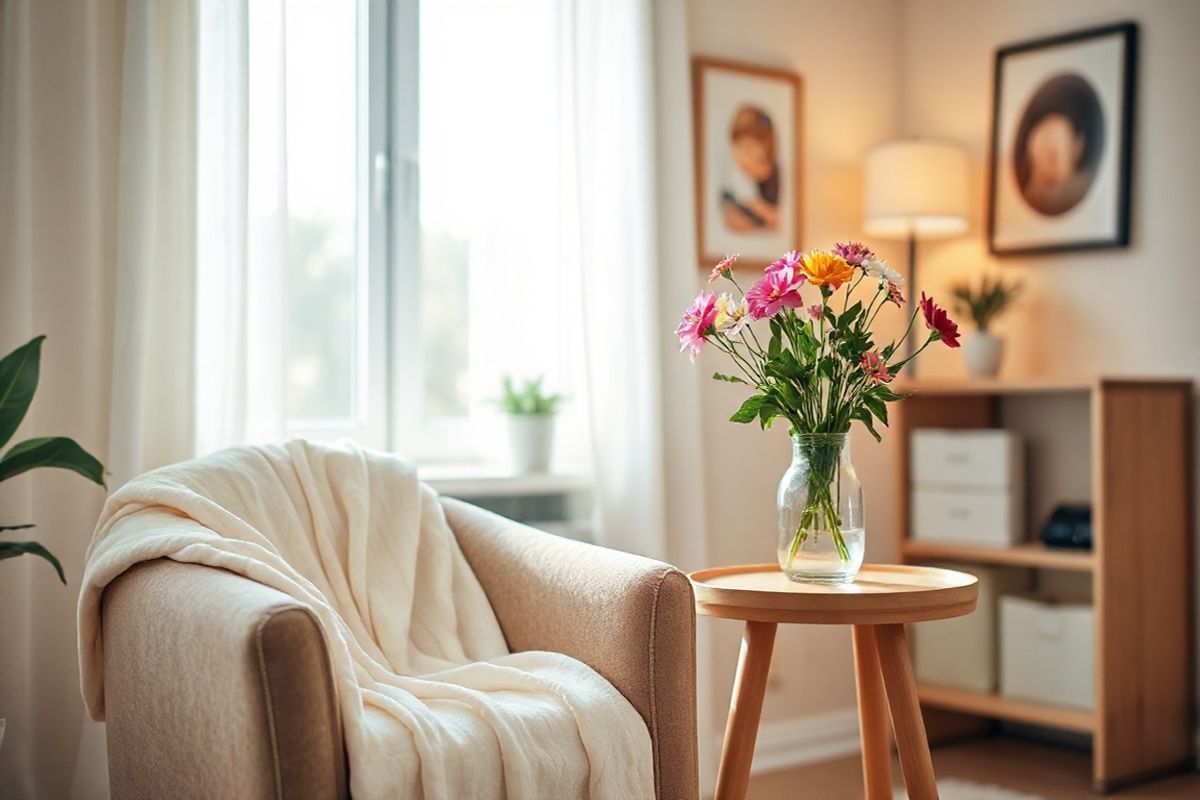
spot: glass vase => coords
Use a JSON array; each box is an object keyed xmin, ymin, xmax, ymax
[{"xmin": 777, "ymin": 432, "xmax": 865, "ymax": 584}]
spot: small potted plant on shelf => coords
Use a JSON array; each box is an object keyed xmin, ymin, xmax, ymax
[
  {"xmin": 495, "ymin": 375, "xmax": 562, "ymax": 475},
  {"xmin": 950, "ymin": 274, "xmax": 1022, "ymax": 378},
  {"xmin": 674, "ymin": 245, "xmax": 960, "ymax": 584}
]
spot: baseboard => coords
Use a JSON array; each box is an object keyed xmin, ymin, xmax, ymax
[{"xmin": 745, "ymin": 708, "xmax": 863, "ymax": 776}]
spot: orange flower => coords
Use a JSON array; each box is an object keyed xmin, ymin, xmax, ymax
[{"xmin": 800, "ymin": 250, "xmax": 855, "ymax": 289}]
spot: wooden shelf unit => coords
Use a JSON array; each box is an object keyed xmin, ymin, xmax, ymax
[
  {"xmin": 917, "ymin": 683, "xmax": 1095, "ymax": 734},
  {"xmin": 902, "ymin": 540, "xmax": 1095, "ymax": 572},
  {"xmin": 892, "ymin": 377, "xmax": 1194, "ymax": 793}
]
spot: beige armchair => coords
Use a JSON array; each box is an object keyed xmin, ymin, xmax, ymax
[{"xmin": 99, "ymin": 498, "xmax": 699, "ymax": 799}]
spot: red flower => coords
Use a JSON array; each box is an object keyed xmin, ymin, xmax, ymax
[
  {"xmin": 919, "ymin": 292, "xmax": 960, "ymax": 348},
  {"xmin": 860, "ymin": 351, "xmax": 893, "ymax": 385},
  {"xmin": 886, "ymin": 281, "xmax": 905, "ymax": 307}
]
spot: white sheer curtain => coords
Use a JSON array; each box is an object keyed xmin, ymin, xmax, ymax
[
  {"xmin": 555, "ymin": 0, "xmax": 669, "ymax": 557},
  {"xmin": 195, "ymin": 0, "xmax": 288, "ymax": 454},
  {"xmin": 0, "ymin": 1, "xmax": 198, "ymax": 797}
]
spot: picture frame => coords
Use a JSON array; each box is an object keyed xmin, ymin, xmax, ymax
[
  {"xmin": 692, "ymin": 57, "xmax": 803, "ymax": 271},
  {"xmin": 987, "ymin": 22, "xmax": 1137, "ymax": 256}
]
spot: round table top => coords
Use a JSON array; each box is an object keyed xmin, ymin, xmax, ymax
[{"xmin": 688, "ymin": 563, "xmax": 978, "ymax": 625}]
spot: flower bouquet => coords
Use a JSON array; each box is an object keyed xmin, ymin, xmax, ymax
[{"xmin": 675, "ymin": 243, "xmax": 960, "ymax": 583}]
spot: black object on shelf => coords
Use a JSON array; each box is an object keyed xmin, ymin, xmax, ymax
[{"xmin": 1040, "ymin": 504, "xmax": 1093, "ymax": 550}]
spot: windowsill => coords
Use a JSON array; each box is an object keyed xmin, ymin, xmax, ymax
[{"xmin": 418, "ymin": 461, "xmax": 592, "ymax": 499}]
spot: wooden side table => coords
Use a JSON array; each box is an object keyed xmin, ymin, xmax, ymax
[{"xmin": 690, "ymin": 563, "xmax": 978, "ymax": 800}]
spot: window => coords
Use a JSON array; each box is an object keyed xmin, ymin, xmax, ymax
[{"xmin": 279, "ymin": 0, "xmax": 580, "ymax": 465}]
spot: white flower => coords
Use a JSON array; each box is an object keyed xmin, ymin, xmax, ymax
[
  {"xmin": 718, "ymin": 296, "xmax": 752, "ymax": 337},
  {"xmin": 863, "ymin": 257, "xmax": 903, "ymax": 285}
]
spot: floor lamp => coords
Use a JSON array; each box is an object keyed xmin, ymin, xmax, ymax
[{"xmin": 862, "ymin": 140, "xmax": 969, "ymax": 372}]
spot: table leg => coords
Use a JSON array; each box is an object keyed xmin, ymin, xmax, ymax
[
  {"xmin": 874, "ymin": 623, "xmax": 937, "ymax": 800},
  {"xmin": 853, "ymin": 624, "xmax": 893, "ymax": 800},
  {"xmin": 714, "ymin": 620, "xmax": 777, "ymax": 800}
]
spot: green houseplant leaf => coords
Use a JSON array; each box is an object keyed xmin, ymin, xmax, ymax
[
  {"xmin": 0, "ymin": 335, "xmax": 45, "ymax": 450},
  {"xmin": 0, "ymin": 540, "xmax": 66, "ymax": 584},
  {"xmin": 729, "ymin": 394, "xmax": 766, "ymax": 423},
  {"xmin": 0, "ymin": 336, "xmax": 108, "ymax": 586},
  {"xmin": 0, "ymin": 436, "xmax": 105, "ymax": 485}
]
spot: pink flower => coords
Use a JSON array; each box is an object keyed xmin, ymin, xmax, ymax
[
  {"xmin": 765, "ymin": 250, "xmax": 802, "ymax": 275},
  {"xmin": 746, "ymin": 266, "xmax": 806, "ymax": 319},
  {"xmin": 834, "ymin": 241, "xmax": 874, "ymax": 267},
  {"xmin": 860, "ymin": 351, "xmax": 893, "ymax": 385},
  {"xmin": 886, "ymin": 281, "xmax": 905, "ymax": 306},
  {"xmin": 708, "ymin": 254, "xmax": 740, "ymax": 284},
  {"xmin": 920, "ymin": 292, "xmax": 961, "ymax": 348},
  {"xmin": 806, "ymin": 304, "xmax": 823, "ymax": 321},
  {"xmin": 675, "ymin": 291, "xmax": 719, "ymax": 360}
]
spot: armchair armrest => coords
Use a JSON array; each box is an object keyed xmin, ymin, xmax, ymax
[
  {"xmin": 443, "ymin": 498, "xmax": 698, "ymax": 800},
  {"xmin": 100, "ymin": 559, "xmax": 346, "ymax": 799}
]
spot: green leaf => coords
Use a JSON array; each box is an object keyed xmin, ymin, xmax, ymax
[
  {"xmin": 768, "ymin": 332, "xmax": 781, "ymax": 360},
  {"xmin": 797, "ymin": 325, "xmax": 819, "ymax": 360},
  {"xmin": 873, "ymin": 385, "xmax": 911, "ymax": 402},
  {"xmin": 0, "ymin": 336, "xmax": 45, "ymax": 450},
  {"xmin": 0, "ymin": 523, "xmax": 35, "ymax": 533},
  {"xmin": 0, "ymin": 540, "xmax": 65, "ymax": 584},
  {"xmin": 757, "ymin": 400, "xmax": 780, "ymax": 430},
  {"xmin": 0, "ymin": 436, "xmax": 105, "ymax": 486},
  {"xmin": 729, "ymin": 394, "xmax": 767, "ymax": 424},
  {"xmin": 863, "ymin": 395, "xmax": 889, "ymax": 427},
  {"xmin": 838, "ymin": 302, "xmax": 863, "ymax": 328},
  {"xmin": 712, "ymin": 372, "xmax": 748, "ymax": 385},
  {"xmin": 852, "ymin": 408, "xmax": 882, "ymax": 442}
]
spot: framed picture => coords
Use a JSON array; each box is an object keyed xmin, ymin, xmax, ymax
[
  {"xmin": 988, "ymin": 22, "xmax": 1137, "ymax": 256},
  {"xmin": 692, "ymin": 57, "xmax": 803, "ymax": 271}
]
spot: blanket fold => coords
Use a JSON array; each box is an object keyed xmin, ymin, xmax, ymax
[{"xmin": 78, "ymin": 440, "xmax": 655, "ymax": 799}]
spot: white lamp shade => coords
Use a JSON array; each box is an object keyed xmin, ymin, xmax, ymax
[{"xmin": 863, "ymin": 140, "xmax": 970, "ymax": 240}]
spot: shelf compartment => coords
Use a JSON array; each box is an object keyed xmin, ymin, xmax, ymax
[
  {"xmin": 901, "ymin": 540, "xmax": 1094, "ymax": 572},
  {"xmin": 917, "ymin": 683, "xmax": 1095, "ymax": 733}
]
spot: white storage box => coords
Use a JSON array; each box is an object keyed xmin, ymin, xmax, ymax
[
  {"xmin": 910, "ymin": 429, "xmax": 1024, "ymax": 547},
  {"xmin": 911, "ymin": 486, "xmax": 1022, "ymax": 547},
  {"xmin": 914, "ymin": 565, "xmax": 1031, "ymax": 693},
  {"xmin": 911, "ymin": 429, "xmax": 1021, "ymax": 489},
  {"xmin": 999, "ymin": 595, "xmax": 1094, "ymax": 710}
]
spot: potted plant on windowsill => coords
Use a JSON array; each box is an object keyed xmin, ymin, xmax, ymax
[
  {"xmin": 950, "ymin": 274, "xmax": 1022, "ymax": 378},
  {"xmin": 0, "ymin": 335, "xmax": 106, "ymax": 753},
  {"xmin": 495, "ymin": 375, "xmax": 562, "ymax": 475}
]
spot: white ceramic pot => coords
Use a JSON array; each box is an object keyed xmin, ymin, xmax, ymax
[
  {"xmin": 963, "ymin": 331, "xmax": 1004, "ymax": 378},
  {"xmin": 507, "ymin": 414, "xmax": 555, "ymax": 474}
]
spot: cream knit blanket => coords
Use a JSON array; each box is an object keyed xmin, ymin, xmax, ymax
[{"xmin": 77, "ymin": 440, "xmax": 655, "ymax": 799}]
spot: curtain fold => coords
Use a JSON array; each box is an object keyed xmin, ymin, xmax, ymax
[
  {"xmin": 0, "ymin": 1, "xmax": 198, "ymax": 797},
  {"xmin": 556, "ymin": 0, "xmax": 669, "ymax": 558}
]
